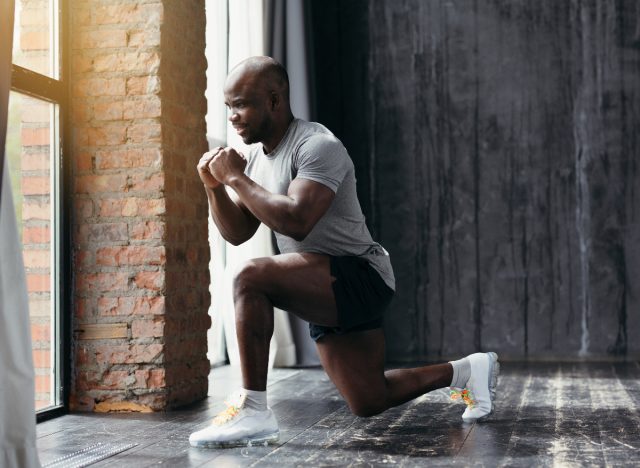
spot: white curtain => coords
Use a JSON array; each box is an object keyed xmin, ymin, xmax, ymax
[
  {"xmin": 205, "ymin": 0, "xmax": 296, "ymax": 369},
  {"xmin": 265, "ymin": 0, "xmax": 320, "ymax": 366},
  {"xmin": 0, "ymin": 1, "xmax": 41, "ymax": 466}
]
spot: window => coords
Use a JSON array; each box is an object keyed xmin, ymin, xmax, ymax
[{"xmin": 6, "ymin": 0, "xmax": 69, "ymax": 421}]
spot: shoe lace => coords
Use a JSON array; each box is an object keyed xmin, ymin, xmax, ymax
[
  {"xmin": 449, "ymin": 388, "xmax": 476, "ymax": 408},
  {"xmin": 213, "ymin": 393, "xmax": 246, "ymax": 426}
]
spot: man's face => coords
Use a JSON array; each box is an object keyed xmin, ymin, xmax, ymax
[{"xmin": 223, "ymin": 74, "xmax": 272, "ymax": 146}]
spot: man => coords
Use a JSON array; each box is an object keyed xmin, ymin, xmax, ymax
[{"xmin": 189, "ymin": 56, "xmax": 499, "ymax": 448}]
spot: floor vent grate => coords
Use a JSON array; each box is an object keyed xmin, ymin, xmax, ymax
[{"xmin": 42, "ymin": 442, "xmax": 138, "ymax": 468}]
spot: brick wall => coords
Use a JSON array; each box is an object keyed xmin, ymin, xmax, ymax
[{"xmin": 70, "ymin": 0, "xmax": 210, "ymax": 412}]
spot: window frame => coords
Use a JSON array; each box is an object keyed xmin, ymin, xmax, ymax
[{"xmin": 10, "ymin": 0, "xmax": 70, "ymax": 423}]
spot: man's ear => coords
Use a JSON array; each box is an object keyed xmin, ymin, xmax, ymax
[{"xmin": 270, "ymin": 91, "xmax": 279, "ymax": 110}]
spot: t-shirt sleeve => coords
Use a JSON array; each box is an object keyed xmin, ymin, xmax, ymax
[{"xmin": 294, "ymin": 134, "xmax": 350, "ymax": 193}]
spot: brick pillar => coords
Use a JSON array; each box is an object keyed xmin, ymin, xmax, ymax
[{"xmin": 70, "ymin": 0, "xmax": 210, "ymax": 412}]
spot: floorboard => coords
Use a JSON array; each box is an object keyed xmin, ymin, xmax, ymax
[{"xmin": 36, "ymin": 362, "xmax": 640, "ymax": 467}]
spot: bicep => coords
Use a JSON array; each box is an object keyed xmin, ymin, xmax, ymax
[{"xmin": 288, "ymin": 178, "xmax": 335, "ymax": 227}]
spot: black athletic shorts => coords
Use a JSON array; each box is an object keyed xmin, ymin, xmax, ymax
[{"xmin": 309, "ymin": 256, "xmax": 394, "ymax": 341}]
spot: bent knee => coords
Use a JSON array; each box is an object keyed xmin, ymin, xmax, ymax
[{"xmin": 233, "ymin": 259, "xmax": 269, "ymax": 296}]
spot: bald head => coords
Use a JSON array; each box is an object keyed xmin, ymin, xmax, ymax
[
  {"xmin": 226, "ymin": 56, "xmax": 290, "ymax": 102},
  {"xmin": 223, "ymin": 56, "xmax": 294, "ymax": 152}
]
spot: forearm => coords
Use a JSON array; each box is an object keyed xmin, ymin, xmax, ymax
[
  {"xmin": 227, "ymin": 175, "xmax": 309, "ymax": 241},
  {"xmin": 206, "ymin": 185, "xmax": 259, "ymax": 245}
]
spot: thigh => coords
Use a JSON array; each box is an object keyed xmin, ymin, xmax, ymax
[
  {"xmin": 239, "ymin": 252, "xmax": 339, "ymax": 327},
  {"xmin": 315, "ymin": 328, "xmax": 387, "ymax": 415}
]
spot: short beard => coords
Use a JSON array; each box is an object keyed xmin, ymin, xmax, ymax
[{"xmin": 245, "ymin": 118, "xmax": 272, "ymax": 146}]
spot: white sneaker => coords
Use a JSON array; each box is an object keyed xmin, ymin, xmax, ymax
[
  {"xmin": 449, "ymin": 352, "xmax": 499, "ymax": 422},
  {"xmin": 189, "ymin": 391, "xmax": 279, "ymax": 448}
]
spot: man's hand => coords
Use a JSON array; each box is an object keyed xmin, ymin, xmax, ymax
[
  {"xmin": 208, "ymin": 147, "xmax": 247, "ymax": 185},
  {"xmin": 197, "ymin": 147, "xmax": 223, "ymax": 190}
]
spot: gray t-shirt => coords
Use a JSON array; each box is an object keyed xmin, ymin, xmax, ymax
[{"xmin": 244, "ymin": 118, "xmax": 395, "ymax": 291}]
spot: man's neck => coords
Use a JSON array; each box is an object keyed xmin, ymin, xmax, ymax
[{"xmin": 262, "ymin": 114, "xmax": 294, "ymax": 154}]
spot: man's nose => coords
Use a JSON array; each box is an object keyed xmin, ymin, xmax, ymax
[{"xmin": 228, "ymin": 111, "xmax": 239, "ymax": 122}]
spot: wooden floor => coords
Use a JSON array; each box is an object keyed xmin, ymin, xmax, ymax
[{"xmin": 37, "ymin": 361, "xmax": 640, "ymax": 467}]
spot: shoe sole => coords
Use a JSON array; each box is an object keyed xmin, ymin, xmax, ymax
[
  {"xmin": 462, "ymin": 352, "xmax": 500, "ymax": 423},
  {"xmin": 190, "ymin": 431, "xmax": 279, "ymax": 449}
]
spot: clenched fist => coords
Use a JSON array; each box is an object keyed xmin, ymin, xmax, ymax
[
  {"xmin": 207, "ymin": 147, "xmax": 247, "ymax": 185},
  {"xmin": 197, "ymin": 147, "xmax": 223, "ymax": 190}
]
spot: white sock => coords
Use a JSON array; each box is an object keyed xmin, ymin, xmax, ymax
[
  {"xmin": 449, "ymin": 357, "xmax": 471, "ymax": 388},
  {"xmin": 242, "ymin": 388, "xmax": 267, "ymax": 411}
]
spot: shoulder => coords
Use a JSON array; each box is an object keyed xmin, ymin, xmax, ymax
[
  {"xmin": 300, "ymin": 133, "xmax": 345, "ymax": 154},
  {"xmin": 294, "ymin": 121, "xmax": 347, "ymax": 158}
]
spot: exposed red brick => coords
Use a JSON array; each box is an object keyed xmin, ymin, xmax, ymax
[
  {"xmin": 73, "ymin": 78, "xmax": 126, "ymax": 97},
  {"xmin": 130, "ymin": 220, "xmax": 165, "ymax": 240},
  {"xmin": 128, "ymin": 172, "xmax": 164, "ymax": 192},
  {"xmin": 148, "ymin": 369, "xmax": 166, "ymax": 389},
  {"xmin": 72, "ymin": 55, "xmax": 94, "ymax": 74},
  {"xmin": 75, "ymin": 297, "xmax": 91, "ymax": 320},
  {"xmin": 22, "ymin": 201, "xmax": 51, "ymax": 220},
  {"xmin": 76, "ymin": 272, "xmax": 130, "ymax": 293},
  {"xmin": 93, "ymin": 101, "xmax": 124, "ymax": 121},
  {"xmin": 126, "ymin": 123, "xmax": 161, "ymax": 144},
  {"xmin": 133, "ymin": 271, "xmax": 165, "ymax": 292},
  {"xmin": 31, "ymin": 322, "xmax": 51, "ymax": 342},
  {"xmin": 23, "ymin": 249, "xmax": 51, "ymax": 269},
  {"xmin": 76, "ymin": 223, "xmax": 128, "ymax": 243},
  {"xmin": 96, "ymin": 245, "xmax": 166, "ymax": 266},
  {"xmin": 123, "ymin": 96, "xmax": 161, "ymax": 119},
  {"xmin": 77, "ymin": 30, "xmax": 128, "ymax": 49},
  {"xmin": 22, "ymin": 152, "xmax": 50, "ymax": 171},
  {"xmin": 33, "ymin": 349, "xmax": 51, "ymax": 368},
  {"xmin": 22, "ymin": 176, "xmax": 50, "ymax": 195},
  {"xmin": 87, "ymin": 126, "xmax": 127, "ymax": 146},
  {"xmin": 95, "ymin": 148, "xmax": 161, "ymax": 170},
  {"xmin": 134, "ymin": 369, "xmax": 150, "ymax": 388},
  {"xmin": 23, "ymin": 226, "xmax": 50, "ymax": 244},
  {"xmin": 132, "ymin": 296, "xmax": 165, "ymax": 315},
  {"xmin": 75, "ymin": 174, "xmax": 128, "ymax": 193},
  {"xmin": 97, "ymin": 296, "xmax": 164, "ymax": 317},
  {"xmin": 75, "ymin": 199, "xmax": 94, "ymax": 219},
  {"xmin": 21, "ymin": 30, "xmax": 49, "ymax": 51},
  {"xmin": 101, "ymin": 370, "xmax": 130, "ymax": 389},
  {"xmin": 95, "ymin": 343, "xmax": 163, "ymax": 365},
  {"xmin": 35, "ymin": 375, "xmax": 51, "ymax": 394},
  {"xmin": 27, "ymin": 274, "xmax": 50, "ymax": 293},
  {"xmin": 92, "ymin": 3, "xmax": 164, "ymax": 25},
  {"xmin": 98, "ymin": 197, "xmax": 165, "ymax": 217},
  {"xmin": 93, "ymin": 51, "xmax": 160, "ymax": 74},
  {"xmin": 21, "ymin": 8, "xmax": 48, "ymax": 26},
  {"xmin": 128, "ymin": 28, "xmax": 161, "ymax": 48},
  {"xmin": 76, "ymin": 151, "xmax": 94, "ymax": 172},
  {"xmin": 126, "ymin": 76, "xmax": 161, "ymax": 95},
  {"xmin": 131, "ymin": 317, "xmax": 165, "ymax": 338}
]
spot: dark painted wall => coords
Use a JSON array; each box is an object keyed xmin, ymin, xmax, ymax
[{"xmin": 311, "ymin": 0, "xmax": 640, "ymax": 361}]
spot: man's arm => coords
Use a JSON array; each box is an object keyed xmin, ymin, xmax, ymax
[
  {"xmin": 207, "ymin": 147, "xmax": 335, "ymax": 242},
  {"xmin": 228, "ymin": 175, "xmax": 334, "ymax": 242},
  {"xmin": 198, "ymin": 151, "xmax": 260, "ymax": 246},
  {"xmin": 205, "ymin": 185, "xmax": 261, "ymax": 245}
]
